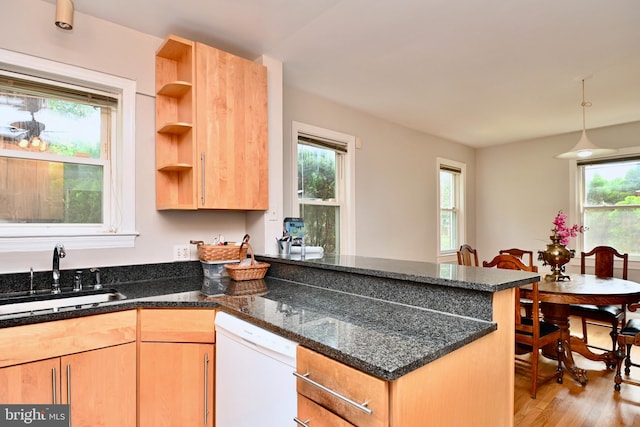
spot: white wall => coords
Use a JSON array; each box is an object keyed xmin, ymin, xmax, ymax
[
  {"xmin": 0, "ymin": 0, "xmax": 251, "ymax": 274},
  {"xmin": 476, "ymin": 120, "xmax": 640, "ymax": 281},
  {"xmin": 284, "ymin": 86, "xmax": 476, "ymax": 262}
]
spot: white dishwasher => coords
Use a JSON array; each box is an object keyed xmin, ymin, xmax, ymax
[{"xmin": 215, "ymin": 311, "xmax": 298, "ymax": 427}]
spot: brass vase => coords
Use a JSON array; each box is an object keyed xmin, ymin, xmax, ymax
[{"xmin": 537, "ymin": 233, "xmax": 575, "ymax": 281}]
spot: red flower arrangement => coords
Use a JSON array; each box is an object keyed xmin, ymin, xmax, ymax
[{"xmin": 552, "ymin": 211, "xmax": 586, "ymax": 246}]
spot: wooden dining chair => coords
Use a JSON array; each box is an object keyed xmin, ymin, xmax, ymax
[
  {"xmin": 457, "ymin": 244, "xmax": 479, "ymax": 267},
  {"xmin": 569, "ymin": 245, "xmax": 629, "ymax": 356},
  {"xmin": 483, "ymin": 254, "xmax": 564, "ymax": 398},
  {"xmin": 614, "ymin": 303, "xmax": 640, "ymax": 391},
  {"xmin": 499, "ymin": 248, "xmax": 534, "ymax": 267}
]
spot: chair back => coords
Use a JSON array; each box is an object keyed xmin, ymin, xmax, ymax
[
  {"xmin": 457, "ymin": 244, "xmax": 479, "ymax": 267},
  {"xmin": 499, "ymin": 248, "xmax": 534, "ymax": 267},
  {"xmin": 580, "ymin": 245, "xmax": 628, "ymax": 280},
  {"xmin": 483, "ymin": 254, "xmax": 539, "ymax": 338},
  {"xmin": 483, "ymin": 254, "xmax": 538, "ymax": 273}
]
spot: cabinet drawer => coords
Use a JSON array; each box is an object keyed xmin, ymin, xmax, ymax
[
  {"xmin": 296, "ymin": 346, "xmax": 388, "ymax": 427},
  {"xmin": 297, "ymin": 394, "xmax": 355, "ymax": 427},
  {"xmin": 139, "ymin": 308, "xmax": 215, "ymax": 343},
  {"xmin": 0, "ymin": 310, "xmax": 136, "ymax": 368}
]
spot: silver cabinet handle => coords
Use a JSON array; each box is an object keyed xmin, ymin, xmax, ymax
[
  {"xmin": 52, "ymin": 367, "xmax": 57, "ymax": 404},
  {"xmin": 201, "ymin": 152, "xmax": 206, "ymax": 205},
  {"xmin": 204, "ymin": 353, "xmax": 209, "ymax": 425},
  {"xmin": 293, "ymin": 417, "xmax": 311, "ymax": 426},
  {"xmin": 66, "ymin": 364, "xmax": 72, "ymax": 427},
  {"xmin": 293, "ymin": 372, "xmax": 372, "ymax": 415}
]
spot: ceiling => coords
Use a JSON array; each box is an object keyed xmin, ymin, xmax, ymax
[{"xmin": 45, "ymin": 0, "xmax": 640, "ymax": 147}]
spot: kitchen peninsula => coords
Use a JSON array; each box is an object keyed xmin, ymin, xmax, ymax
[{"xmin": 0, "ymin": 255, "xmax": 538, "ymax": 426}]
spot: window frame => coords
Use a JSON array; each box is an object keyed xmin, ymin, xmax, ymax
[
  {"xmin": 570, "ymin": 146, "xmax": 640, "ymax": 264},
  {"xmin": 437, "ymin": 158, "xmax": 466, "ymax": 257},
  {"xmin": 291, "ymin": 121, "xmax": 356, "ymax": 255},
  {"xmin": 0, "ymin": 48, "xmax": 137, "ymax": 252}
]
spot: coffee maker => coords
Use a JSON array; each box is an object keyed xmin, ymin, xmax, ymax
[{"xmin": 283, "ymin": 217, "xmax": 305, "ymax": 247}]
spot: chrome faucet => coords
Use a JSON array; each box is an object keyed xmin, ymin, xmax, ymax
[{"xmin": 52, "ymin": 243, "xmax": 66, "ymax": 294}]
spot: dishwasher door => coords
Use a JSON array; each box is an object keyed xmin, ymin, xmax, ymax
[{"xmin": 215, "ymin": 312, "xmax": 297, "ymax": 427}]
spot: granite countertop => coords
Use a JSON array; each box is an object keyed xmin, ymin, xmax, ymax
[
  {"xmin": 0, "ymin": 275, "xmax": 494, "ymax": 381},
  {"xmin": 210, "ymin": 278, "xmax": 496, "ymax": 381},
  {"xmin": 0, "ymin": 276, "xmax": 211, "ymax": 328},
  {"xmin": 258, "ymin": 254, "xmax": 540, "ymax": 292},
  {"xmin": 0, "ymin": 256, "xmax": 536, "ymax": 381}
]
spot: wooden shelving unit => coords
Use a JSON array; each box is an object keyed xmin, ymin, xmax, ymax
[
  {"xmin": 155, "ymin": 34, "xmax": 268, "ymax": 211},
  {"xmin": 155, "ymin": 35, "xmax": 197, "ymax": 210}
]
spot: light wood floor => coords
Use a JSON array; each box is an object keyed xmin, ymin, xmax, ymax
[{"xmin": 514, "ymin": 314, "xmax": 640, "ymax": 427}]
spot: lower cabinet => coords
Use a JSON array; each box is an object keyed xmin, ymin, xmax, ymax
[
  {"xmin": 296, "ymin": 346, "xmax": 389, "ymax": 427},
  {"xmin": 138, "ymin": 308, "xmax": 215, "ymax": 427},
  {"xmin": 139, "ymin": 342, "xmax": 214, "ymax": 426},
  {"xmin": 297, "ymin": 395, "xmax": 356, "ymax": 427},
  {"xmin": 297, "ymin": 288, "xmax": 516, "ymax": 427},
  {"xmin": 0, "ymin": 357, "xmax": 60, "ymax": 404},
  {"xmin": 62, "ymin": 342, "xmax": 136, "ymax": 426},
  {"xmin": 0, "ymin": 311, "xmax": 137, "ymax": 426}
]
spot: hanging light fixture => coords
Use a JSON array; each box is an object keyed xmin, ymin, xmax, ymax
[
  {"xmin": 555, "ymin": 77, "xmax": 617, "ymax": 159},
  {"xmin": 55, "ymin": 0, "xmax": 74, "ymax": 30}
]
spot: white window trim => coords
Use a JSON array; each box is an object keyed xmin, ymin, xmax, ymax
[
  {"xmin": 291, "ymin": 121, "xmax": 356, "ymax": 255},
  {"xmin": 569, "ymin": 145, "xmax": 640, "ymax": 269},
  {"xmin": 437, "ymin": 157, "xmax": 466, "ymax": 259},
  {"xmin": 0, "ymin": 48, "xmax": 137, "ymax": 252}
]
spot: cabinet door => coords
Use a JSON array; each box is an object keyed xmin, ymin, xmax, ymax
[
  {"xmin": 139, "ymin": 342, "xmax": 214, "ymax": 427},
  {"xmin": 0, "ymin": 358, "xmax": 60, "ymax": 404},
  {"xmin": 195, "ymin": 42, "xmax": 268, "ymax": 210},
  {"xmin": 61, "ymin": 342, "xmax": 136, "ymax": 427}
]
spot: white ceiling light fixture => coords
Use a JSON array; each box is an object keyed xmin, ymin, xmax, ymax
[
  {"xmin": 556, "ymin": 77, "xmax": 617, "ymax": 160},
  {"xmin": 55, "ymin": 0, "xmax": 74, "ymax": 30}
]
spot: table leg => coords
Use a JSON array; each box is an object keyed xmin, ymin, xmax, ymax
[
  {"xmin": 567, "ymin": 335, "xmax": 618, "ymax": 368},
  {"xmin": 540, "ymin": 303, "xmax": 589, "ymax": 385}
]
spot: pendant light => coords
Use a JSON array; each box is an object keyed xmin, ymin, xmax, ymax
[{"xmin": 555, "ymin": 78, "xmax": 617, "ymax": 159}]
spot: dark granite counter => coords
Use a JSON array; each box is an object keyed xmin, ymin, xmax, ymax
[
  {"xmin": 0, "ymin": 256, "xmax": 539, "ymax": 381},
  {"xmin": 210, "ymin": 278, "xmax": 495, "ymax": 380},
  {"xmin": 258, "ymin": 254, "xmax": 539, "ymax": 292}
]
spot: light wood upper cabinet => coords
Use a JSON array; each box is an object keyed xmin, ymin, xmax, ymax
[{"xmin": 155, "ymin": 34, "xmax": 268, "ymax": 210}]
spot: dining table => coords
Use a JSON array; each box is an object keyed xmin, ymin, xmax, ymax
[{"xmin": 520, "ymin": 273, "xmax": 640, "ymax": 385}]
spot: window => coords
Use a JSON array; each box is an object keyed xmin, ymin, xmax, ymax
[
  {"xmin": 0, "ymin": 49, "xmax": 136, "ymax": 252},
  {"xmin": 292, "ymin": 122, "xmax": 355, "ymax": 255},
  {"xmin": 438, "ymin": 159, "xmax": 465, "ymax": 254},
  {"xmin": 577, "ymin": 155, "xmax": 640, "ymax": 258}
]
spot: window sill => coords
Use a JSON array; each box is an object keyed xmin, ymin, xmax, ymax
[{"xmin": 0, "ymin": 233, "xmax": 138, "ymax": 252}]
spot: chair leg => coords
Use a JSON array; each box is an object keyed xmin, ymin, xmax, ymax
[
  {"xmin": 625, "ymin": 343, "xmax": 633, "ymax": 376},
  {"xmin": 581, "ymin": 317, "xmax": 588, "ymax": 344},
  {"xmin": 531, "ymin": 348, "xmax": 540, "ymax": 398}
]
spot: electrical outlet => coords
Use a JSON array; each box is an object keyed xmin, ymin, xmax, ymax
[{"xmin": 173, "ymin": 245, "xmax": 190, "ymax": 261}]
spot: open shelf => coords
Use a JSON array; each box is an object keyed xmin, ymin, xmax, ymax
[
  {"xmin": 157, "ymin": 163, "xmax": 193, "ymax": 172},
  {"xmin": 157, "ymin": 122, "xmax": 192, "ymax": 135},
  {"xmin": 157, "ymin": 81, "xmax": 192, "ymax": 98}
]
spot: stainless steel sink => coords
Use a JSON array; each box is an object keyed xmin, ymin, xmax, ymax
[{"xmin": 0, "ymin": 288, "xmax": 127, "ymax": 316}]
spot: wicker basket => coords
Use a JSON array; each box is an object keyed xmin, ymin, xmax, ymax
[
  {"xmin": 190, "ymin": 239, "xmax": 248, "ymax": 262},
  {"xmin": 225, "ymin": 241, "xmax": 270, "ymax": 281}
]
